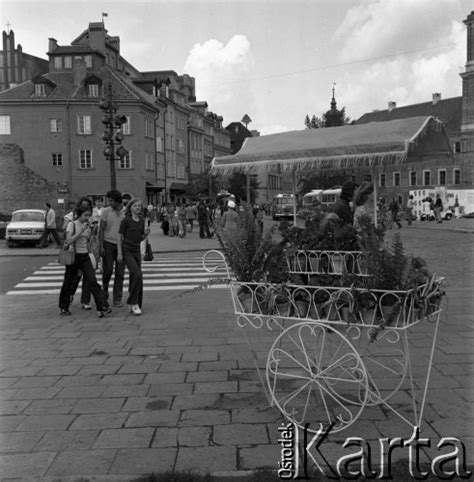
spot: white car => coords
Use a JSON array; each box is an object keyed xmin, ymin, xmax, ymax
[{"xmin": 5, "ymin": 209, "xmax": 46, "ymax": 247}]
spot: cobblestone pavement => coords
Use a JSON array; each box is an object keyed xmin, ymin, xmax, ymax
[{"xmin": 0, "ymin": 225, "xmax": 472, "ymax": 479}]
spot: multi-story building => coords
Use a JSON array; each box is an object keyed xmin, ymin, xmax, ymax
[
  {"xmin": 0, "ymin": 29, "xmax": 48, "ymax": 91},
  {"xmin": 0, "ymin": 22, "xmax": 231, "ymax": 208}
]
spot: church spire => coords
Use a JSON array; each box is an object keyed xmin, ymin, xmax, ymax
[{"xmin": 331, "ymin": 82, "xmax": 337, "ymax": 110}]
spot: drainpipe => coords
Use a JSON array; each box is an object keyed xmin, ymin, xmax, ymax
[{"xmin": 66, "ymin": 100, "xmax": 72, "ymax": 202}]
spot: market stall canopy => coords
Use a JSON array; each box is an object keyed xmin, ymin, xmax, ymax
[{"xmin": 211, "ymin": 116, "xmax": 452, "ymax": 173}]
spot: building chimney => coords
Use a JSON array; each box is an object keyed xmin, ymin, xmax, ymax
[
  {"xmin": 73, "ymin": 59, "xmax": 87, "ymax": 87},
  {"xmin": 388, "ymin": 101, "xmax": 396, "ymax": 112},
  {"xmin": 432, "ymin": 93, "xmax": 441, "ymax": 105},
  {"xmin": 48, "ymin": 38, "xmax": 58, "ymax": 52}
]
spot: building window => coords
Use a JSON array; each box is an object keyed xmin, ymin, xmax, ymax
[
  {"xmin": 118, "ymin": 151, "xmax": 131, "ymax": 169},
  {"xmin": 379, "ymin": 173, "xmax": 386, "ymax": 187},
  {"xmin": 0, "ymin": 115, "xmax": 11, "ymax": 134},
  {"xmin": 177, "ymin": 138, "xmax": 185, "ymax": 154},
  {"xmin": 50, "ymin": 119, "xmax": 62, "ymax": 133},
  {"xmin": 77, "ymin": 115, "xmax": 91, "ymax": 134},
  {"xmin": 409, "ymin": 171, "xmax": 417, "ymax": 186},
  {"xmin": 423, "ymin": 170, "xmax": 431, "ymax": 186},
  {"xmin": 122, "ymin": 115, "xmax": 131, "ymax": 135},
  {"xmin": 52, "ymin": 153, "xmax": 63, "ymax": 166},
  {"xmin": 54, "ymin": 57, "xmax": 62, "ymax": 70},
  {"xmin": 79, "ymin": 149, "xmax": 92, "ymax": 169},
  {"xmin": 438, "ymin": 169, "xmax": 446, "ymax": 185},
  {"xmin": 453, "ymin": 141, "xmax": 461, "ymax": 153},
  {"xmin": 64, "ymin": 56, "xmax": 72, "ymax": 69},
  {"xmin": 88, "ymin": 84, "xmax": 99, "ymax": 97},
  {"xmin": 156, "ymin": 136, "xmax": 163, "ymax": 152},
  {"xmin": 393, "ymin": 172, "xmax": 400, "ymax": 187},
  {"xmin": 84, "ymin": 55, "xmax": 92, "ymax": 68},
  {"xmin": 453, "ymin": 168, "xmax": 461, "ymax": 185},
  {"xmin": 35, "ymin": 84, "xmax": 46, "ymax": 97},
  {"xmin": 177, "ymin": 164, "xmax": 185, "ymax": 179}
]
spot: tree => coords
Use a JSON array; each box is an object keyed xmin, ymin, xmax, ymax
[
  {"xmin": 185, "ymin": 171, "xmax": 224, "ymax": 199},
  {"xmin": 305, "ymin": 114, "xmax": 323, "ymax": 129},
  {"xmin": 227, "ymin": 172, "xmax": 260, "ymax": 204}
]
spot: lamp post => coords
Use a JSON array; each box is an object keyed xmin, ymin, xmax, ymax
[{"xmin": 99, "ymin": 83, "xmax": 128, "ymax": 190}]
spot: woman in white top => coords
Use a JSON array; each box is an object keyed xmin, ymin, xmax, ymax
[{"xmin": 58, "ymin": 205, "xmax": 110, "ymax": 317}]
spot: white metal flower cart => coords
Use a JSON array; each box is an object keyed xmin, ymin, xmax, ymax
[{"xmin": 203, "ymin": 249, "xmax": 444, "ymax": 435}]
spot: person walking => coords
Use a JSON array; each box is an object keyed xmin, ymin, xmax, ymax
[
  {"xmin": 177, "ymin": 203, "xmax": 187, "ymax": 238},
  {"xmin": 118, "ymin": 199, "xmax": 150, "ymax": 316},
  {"xmin": 220, "ymin": 200, "xmax": 239, "ymax": 236},
  {"xmin": 99, "ymin": 189, "xmax": 125, "ymax": 308},
  {"xmin": 58, "ymin": 205, "xmax": 110, "ymax": 317},
  {"xmin": 198, "ymin": 200, "xmax": 212, "ymax": 239},
  {"xmin": 388, "ymin": 198, "xmax": 402, "ymax": 229},
  {"xmin": 333, "ymin": 181, "xmax": 358, "ymax": 225},
  {"xmin": 37, "ymin": 202, "xmax": 61, "ymax": 248},
  {"xmin": 185, "ymin": 203, "xmax": 197, "ymax": 233},
  {"xmin": 434, "ymin": 194, "xmax": 443, "ymax": 223},
  {"xmin": 406, "ymin": 195, "xmax": 415, "ymax": 226}
]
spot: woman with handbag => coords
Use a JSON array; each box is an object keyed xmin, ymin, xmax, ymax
[
  {"xmin": 58, "ymin": 205, "xmax": 111, "ymax": 317},
  {"xmin": 118, "ymin": 199, "xmax": 150, "ymax": 316}
]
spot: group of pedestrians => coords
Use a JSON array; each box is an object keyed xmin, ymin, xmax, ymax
[{"xmin": 58, "ymin": 189, "xmax": 150, "ymax": 318}]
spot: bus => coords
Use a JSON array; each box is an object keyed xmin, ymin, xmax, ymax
[
  {"xmin": 302, "ymin": 189, "xmax": 324, "ymax": 209},
  {"xmin": 321, "ymin": 187, "xmax": 341, "ymax": 210},
  {"xmin": 272, "ymin": 193, "xmax": 296, "ymax": 220}
]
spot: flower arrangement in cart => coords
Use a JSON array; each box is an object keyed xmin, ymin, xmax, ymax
[{"xmin": 214, "ymin": 203, "xmax": 445, "ymax": 338}]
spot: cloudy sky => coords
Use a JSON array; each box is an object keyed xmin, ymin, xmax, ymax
[{"xmin": 2, "ymin": 0, "xmax": 472, "ymax": 134}]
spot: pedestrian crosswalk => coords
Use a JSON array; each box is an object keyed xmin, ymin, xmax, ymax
[{"xmin": 6, "ymin": 253, "xmax": 230, "ymax": 295}]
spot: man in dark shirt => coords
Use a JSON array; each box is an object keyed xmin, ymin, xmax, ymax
[{"xmin": 333, "ymin": 181, "xmax": 358, "ymax": 225}]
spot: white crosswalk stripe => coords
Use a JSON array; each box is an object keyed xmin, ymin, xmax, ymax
[{"xmin": 7, "ymin": 253, "xmax": 230, "ymax": 295}]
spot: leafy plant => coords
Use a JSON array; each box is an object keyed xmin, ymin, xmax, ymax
[{"xmin": 216, "ymin": 203, "xmax": 288, "ymax": 283}]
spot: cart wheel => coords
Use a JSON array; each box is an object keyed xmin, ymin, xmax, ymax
[
  {"xmin": 345, "ymin": 326, "xmax": 408, "ymax": 406},
  {"xmin": 266, "ymin": 322, "xmax": 369, "ymax": 434}
]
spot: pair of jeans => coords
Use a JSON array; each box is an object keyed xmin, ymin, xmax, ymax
[
  {"xmin": 102, "ymin": 240, "xmax": 125, "ymax": 305},
  {"xmin": 199, "ymin": 221, "xmax": 211, "ymax": 238},
  {"xmin": 123, "ymin": 249, "xmax": 143, "ymax": 307},
  {"xmin": 59, "ymin": 253, "xmax": 107, "ymax": 310}
]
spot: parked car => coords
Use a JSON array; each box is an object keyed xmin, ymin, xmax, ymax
[
  {"xmin": 5, "ymin": 209, "xmax": 46, "ymax": 247},
  {"xmin": 420, "ymin": 209, "xmax": 453, "ymax": 221}
]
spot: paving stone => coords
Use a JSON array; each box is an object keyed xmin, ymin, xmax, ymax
[
  {"xmin": 55, "ymin": 374, "xmax": 102, "ymax": 386},
  {"xmin": 109, "ymin": 448, "xmax": 176, "ymax": 475},
  {"xmin": 181, "ymin": 352, "xmax": 219, "ymax": 362},
  {"xmin": 180, "ymin": 410, "xmax": 230, "ymax": 426},
  {"xmin": 129, "ymin": 346, "xmax": 166, "ymax": 356},
  {"xmin": 0, "ymin": 452, "xmax": 56, "ymax": 478},
  {"xmin": 144, "ymin": 371, "xmax": 187, "ymax": 384},
  {"xmin": 93, "ymin": 427, "xmax": 155, "ymax": 448},
  {"xmin": 122, "ymin": 396, "xmax": 172, "ymax": 412},
  {"xmin": 15, "ymin": 414, "xmax": 75, "ymax": 432},
  {"xmin": 99, "ymin": 373, "xmax": 145, "ymax": 385},
  {"xmin": 172, "ymin": 394, "xmax": 220, "ymax": 410},
  {"xmin": 151, "ymin": 427, "xmax": 178, "ymax": 447},
  {"xmin": 231, "ymin": 407, "xmax": 282, "ymax": 424},
  {"xmin": 0, "ymin": 431, "xmax": 44, "ymax": 453},
  {"xmin": 186, "ymin": 370, "xmax": 229, "ymax": 383},
  {"xmin": 102, "ymin": 385, "xmax": 150, "ymax": 398},
  {"xmin": 78, "ymin": 364, "xmax": 121, "ymax": 375},
  {"xmin": 0, "ymin": 389, "xmax": 18, "ymax": 401},
  {"xmin": 24, "ymin": 399, "xmax": 76, "ymax": 415},
  {"xmin": 58, "ymin": 386, "xmax": 106, "ymax": 398},
  {"xmin": 0, "ymin": 367, "xmax": 42, "ymax": 377},
  {"xmin": 69, "ymin": 413, "xmax": 128, "ymax": 430},
  {"xmin": 194, "ymin": 381, "xmax": 238, "ymax": 394},
  {"xmin": 126, "ymin": 410, "xmax": 180, "ymax": 428},
  {"xmin": 178, "ymin": 426, "xmax": 211, "ymax": 447},
  {"xmin": 148, "ymin": 382, "xmax": 194, "ymax": 396},
  {"xmin": 118, "ymin": 363, "xmax": 161, "ymax": 374},
  {"xmin": 199, "ymin": 361, "xmax": 238, "ymax": 371},
  {"xmin": 239, "ymin": 444, "xmax": 280, "ymax": 470},
  {"xmin": 0, "ymin": 415, "xmax": 24, "ymax": 432},
  {"xmin": 213, "ymin": 423, "xmax": 269, "ymax": 445},
  {"xmin": 11, "ymin": 376, "xmax": 60, "ymax": 388},
  {"xmin": 175, "ymin": 446, "xmax": 236, "ymax": 473},
  {"xmin": 45, "ymin": 449, "xmax": 116, "ymax": 476},
  {"xmin": 0, "ymin": 399, "xmax": 30, "ymax": 415},
  {"xmin": 71, "ymin": 397, "xmax": 125, "ymax": 413},
  {"xmin": 38, "ymin": 365, "xmax": 82, "ymax": 376},
  {"xmin": 33, "ymin": 430, "xmax": 99, "ymax": 451}
]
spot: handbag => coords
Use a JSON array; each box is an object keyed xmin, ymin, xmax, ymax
[
  {"xmin": 58, "ymin": 223, "xmax": 76, "ymax": 266},
  {"xmin": 144, "ymin": 240, "xmax": 154, "ymax": 261}
]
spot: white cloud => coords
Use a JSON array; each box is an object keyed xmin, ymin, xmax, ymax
[{"xmin": 184, "ymin": 35, "xmax": 256, "ymax": 124}]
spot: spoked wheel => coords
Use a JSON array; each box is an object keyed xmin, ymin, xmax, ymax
[
  {"xmin": 266, "ymin": 322, "xmax": 369, "ymax": 434},
  {"xmin": 344, "ymin": 325, "xmax": 408, "ymax": 406}
]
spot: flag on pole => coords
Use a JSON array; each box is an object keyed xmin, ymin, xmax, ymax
[{"xmin": 102, "ymin": 12, "xmax": 108, "ymax": 17}]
